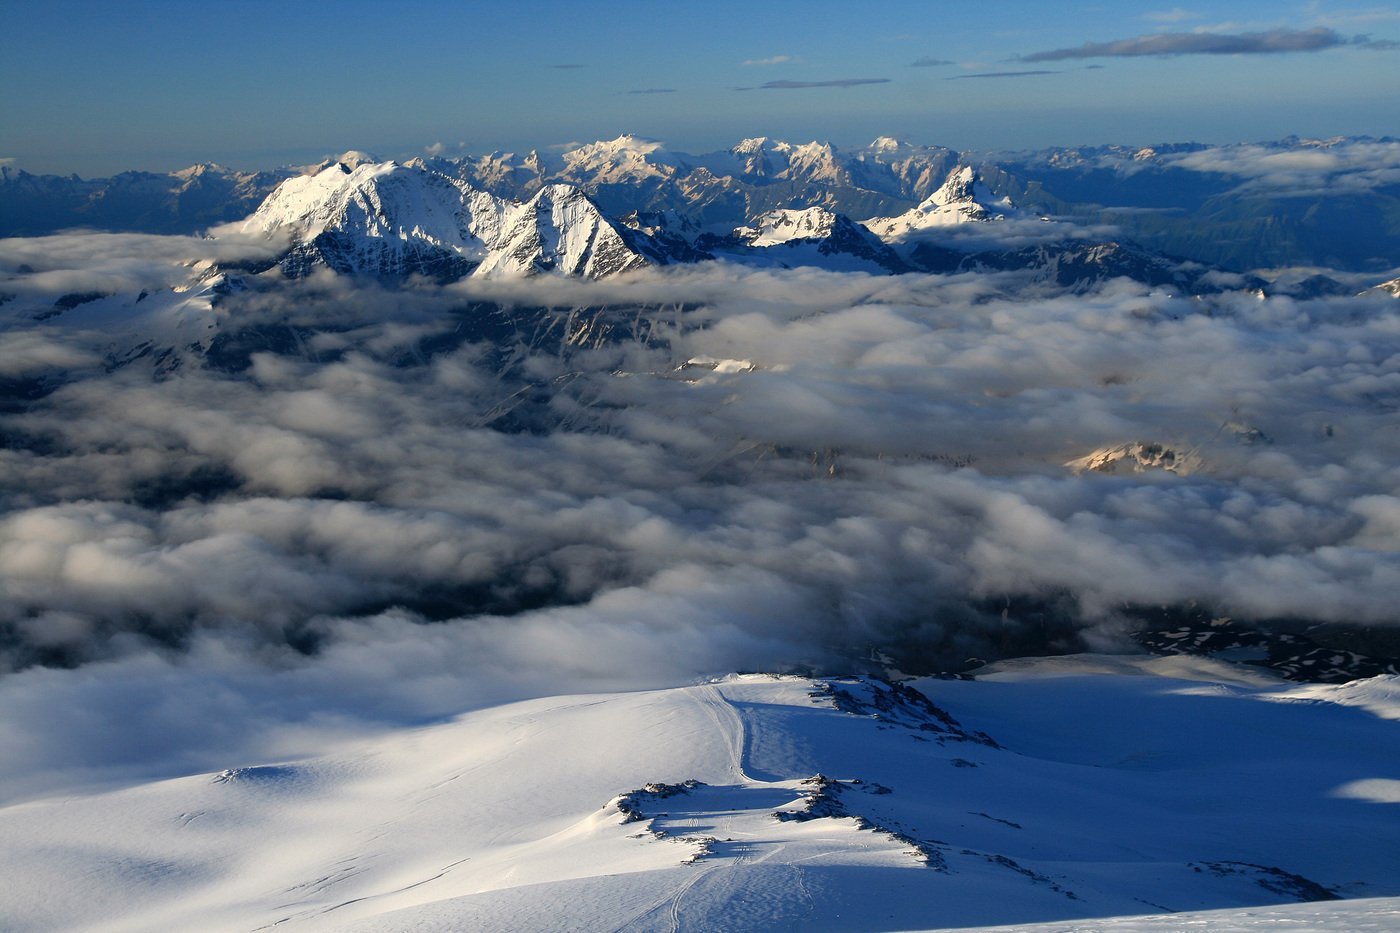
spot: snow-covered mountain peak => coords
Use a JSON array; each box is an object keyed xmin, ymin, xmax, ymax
[
  {"xmin": 233, "ymin": 156, "xmax": 680, "ymax": 281},
  {"xmin": 562, "ymin": 135, "xmax": 681, "ymax": 184},
  {"xmin": 562, "ymin": 133, "xmax": 672, "ymax": 162},
  {"xmin": 235, "ymin": 160, "xmax": 506, "ymax": 278},
  {"xmin": 719, "ymin": 206, "xmax": 908, "ymax": 273},
  {"xmin": 333, "ymin": 149, "xmax": 380, "ymax": 169},
  {"xmin": 1364, "ymin": 275, "xmax": 1400, "ymax": 297},
  {"xmin": 171, "ymin": 162, "xmax": 232, "ymax": 181},
  {"xmin": 864, "ymin": 164, "xmax": 1014, "ymax": 239},
  {"xmin": 786, "ymin": 141, "xmax": 848, "ymax": 184},
  {"xmin": 732, "ymin": 136, "xmax": 793, "ymax": 155},
  {"xmin": 471, "ymin": 182, "xmax": 657, "ymax": 279},
  {"xmin": 736, "ymin": 207, "xmax": 840, "ymax": 247},
  {"xmin": 1065, "ymin": 441, "xmax": 1203, "ymax": 477},
  {"xmin": 713, "ymin": 136, "xmax": 795, "ymax": 179},
  {"xmin": 289, "ymin": 150, "xmax": 382, "ymax": 177},
  {"xmin": 244, "ymin": 163, "xmax": 668, "ymax": 281},
  {"xmin": 586, "ymin": 133, "xmax": 666, "ymax": 155},
  {"xmin": 869, "ymin": 136, "xmax": 910, "ymax": 152},
  {"xmin": 240, "ymin": 160, "xmax": 444, "ymax": 239}
]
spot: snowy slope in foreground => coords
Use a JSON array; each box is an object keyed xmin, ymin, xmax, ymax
[
  {"xmin": 960, "ymin": 897, "xmax": 1400, "ymax": 932},
  {"xmin": 0, "ymin": 664, "xmax": 1396, "ymax": 932}
]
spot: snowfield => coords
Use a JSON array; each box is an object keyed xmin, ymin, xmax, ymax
[{"xmin": 1, "ymin": 660, "xmax": 1395, "ymax": 932}]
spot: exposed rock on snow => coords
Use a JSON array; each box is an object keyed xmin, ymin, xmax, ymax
[
  {"xmin": 1362, "ymin": 275, "xmax": 1400, "ymax": 297},
  {"xmin": 1066, "ymin": 441, "xmax": 1202, "ymax": 476},
  {"xmin": 707, "ymin": 206, "xmax": 909, "ymax": 273}
]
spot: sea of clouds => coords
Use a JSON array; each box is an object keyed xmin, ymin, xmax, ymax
[{"xmin": 1, "ymin": 233, "xmax": 1397, "ymax": 802}]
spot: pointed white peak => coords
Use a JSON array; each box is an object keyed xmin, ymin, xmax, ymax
[
  {"xmin": 171, "ymin": 162, "xmax": 233, "ymax": 181},
  {"xmin": 864, "ymin": 164, "xmax": 1015, "ymax": 239},
  {"xmin": 459, "ymin": 151, "xmax": 549, "ymax": 193},
  {"xmin": 1066, "ymin": 442, "xmax": 1202, "ymax": 477},
  {"xmin": 1365, "ymin": 276, "xmax": 1400, "ymax": 297},
  {"xmin": 560, "ymin": 134, "xmax": 680, "ymax": 184},
  {"xmin": 238, "ymin": 160, "xmax": 501, "ymax": 270},
  {"xmin": 473, "ymin": 183, "xmax": 649, "ymax": 280},
  {"xmin": 735, "ymin": 207, "xmax": 839, "ymax": 247},
  {"xmin": 721, "ymin": 136, "xmax": 795, "ymax": 178},
  {"xmin": 731, "ymin": 136, "xmax": 793, "ymax": 156},
  {"xmin": 574, "ymin": 133, "xmax": 667, "ymax": 156},
  {"xmin": 237, "ymin": 162, "xmax": 654, "ymax": 280},
  {"xmin": 934, "ymin": 165, "xmax": 978, "ymax": 203},
  {"xmin": 335, "ymin": 150, "xmax": 380, "ymax": 169},
  {"xmin": 784, "ymin": 141, "xmax": 849, "ymax": 186},
  {"xmin": 858, "ymin": 137, "xmax": 947, "ymax": 165},
  {"xmin": 869, "ymin": 136, "xmax": 910, "ymax": 153},
  {"xmin": 292, "ymin": 149, "xmax": 383, "ymax": 176}
]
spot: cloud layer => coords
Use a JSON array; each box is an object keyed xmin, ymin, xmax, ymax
[
  {"xmin": 949, "ymin": 70, "xmax": 1059, "ymax": 80},
  {"xmin": 1024, "ymin": 26, "xmax": 1351, "ymax": 61},
  {"xmin": 1, "ymin": 243, "xmax": 1398, "ymax": 801},
  {"xmin": 757, "ymin": 78, "xmax": 891, "ymax": 89}
]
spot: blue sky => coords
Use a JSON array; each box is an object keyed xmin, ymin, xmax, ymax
[{"xmin": 2, "ymin": 0, "xmax": 1397, "ymax": 175}]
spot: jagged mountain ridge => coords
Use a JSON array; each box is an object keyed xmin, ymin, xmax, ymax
[
  {"xmin": 10, "ymin": 134, "xmax": 1397, "ymax": 274},
  {"xmin": 0, "ymin": 162, "xmax": 292, "ymax": 236},
  {"xmin": 237, "ymin": 156, "xmax": 1244, "ymax": 290},
  {"xmin": 865, "ymin": 165, "xmax": 1017, "ymax": 238},
  {"xmin": 239, "ymin": 160, "xmax": 674, "ymax": 280},
  {"xmin": 986, "ymin": 135, "xmax": 1400, "ymax": 272},
  {"xmin": 0, "ymin": 134, "xmax": 966, "ymax": 238},
  {"xmin": 9, "ymin": 134, "xmax": 1398, "ymax": 280},
  {"xmin": 701, "ymin": 206, "xmax": 910, "ymax": 274}
]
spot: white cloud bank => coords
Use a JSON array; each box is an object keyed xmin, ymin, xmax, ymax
[{"xmin": 0, "ymin": 252, "xmax": 1397, "ymax": 800}]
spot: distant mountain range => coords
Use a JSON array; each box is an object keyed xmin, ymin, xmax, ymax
[{"xmin": 6, "ymin": 134, "xmax": 1399, "ymax": 274}]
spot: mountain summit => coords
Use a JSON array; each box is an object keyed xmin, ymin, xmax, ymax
[
  {"xmin": 864, "ymin": 165, "xmax": 1015, "ymax": 239},
  {"xmin": 239, "ymin": 161, "xmax": 669, "ymax": 280}
]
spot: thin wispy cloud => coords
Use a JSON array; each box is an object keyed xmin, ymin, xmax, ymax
[
  {"xmin": 625, "ymin": 88, "xmax": 678, "ymax": 95},
  {"xmin": 742, "ymin": 54, "xmax": 796, "ymax": 66},
  {"xmin": 1022, "ymin": 27, "xmax": 1352, "ymax": 61},
  {"xmin": 756, "ymin": 78, "xmax": 891, "ymax": 89},
  {"xmin": 1308, "ymin": 5, "xmax": 1400, "ymax": 27},
  {"xmin": 948, "ymin": 70, "xmax": 1058, "ymax": 79},
  {"xmin": 910, "ymin": 57, "xmax": 955, "ymax": 67},
  {"xmin": 1143, "ymin": 8, "xmax": 1200, "ymax": 23}
]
